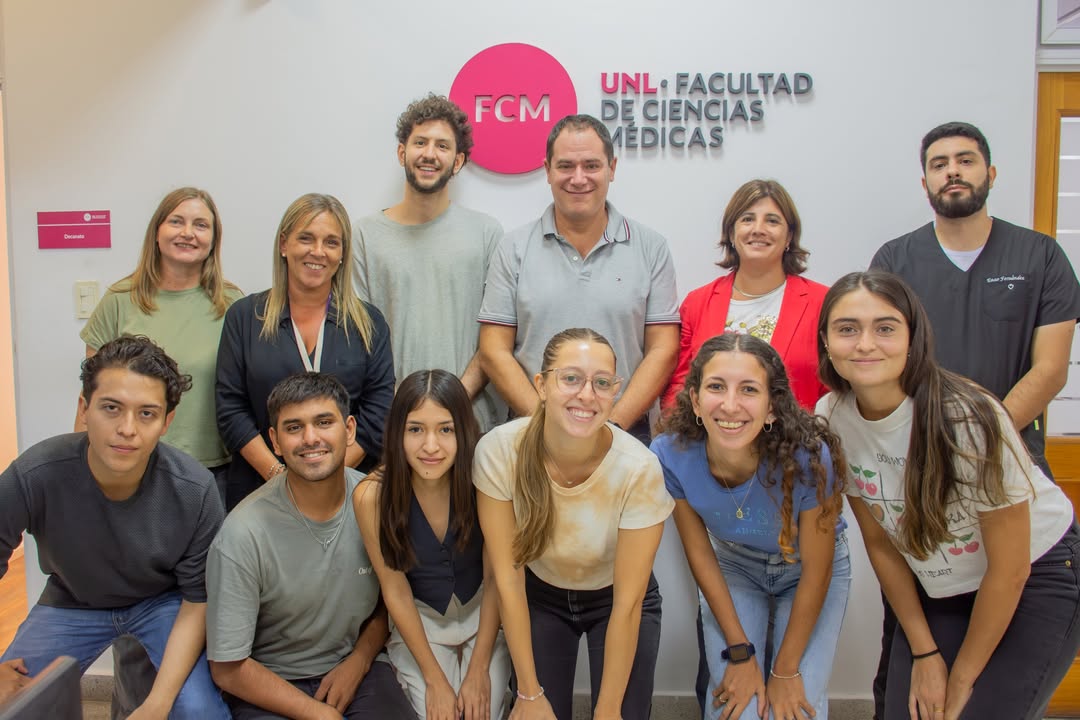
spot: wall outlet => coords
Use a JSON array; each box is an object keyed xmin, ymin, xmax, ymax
[{"xmin": 74, "ymin": 280, "xmax": 99, "ymax": 319}]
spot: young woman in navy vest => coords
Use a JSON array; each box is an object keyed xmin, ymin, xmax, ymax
[{"xmin": 354, "ymin": 370, "xmax": 510, "ymax": 720}]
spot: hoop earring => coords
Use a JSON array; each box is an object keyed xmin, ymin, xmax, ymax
[
  {"xmin": 763, "ymin": 420, "xmax": 774, "ymax": 433},
  {"xmin": 695, "ymin": 415, "xmax": 703, "ymax": 426}
]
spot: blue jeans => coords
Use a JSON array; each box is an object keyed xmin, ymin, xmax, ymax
[
  {"xmin": 0, "ymin": 591, "xmax": 229, "ymax": 720},
  {"xmin": 701, "ymin": 533, "xmax": 851, "ymax": 720}
]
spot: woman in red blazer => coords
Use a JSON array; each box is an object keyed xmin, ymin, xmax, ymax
[{"xmin": 662, "ymin": 179, "xmax": 828, "ymax": 412}]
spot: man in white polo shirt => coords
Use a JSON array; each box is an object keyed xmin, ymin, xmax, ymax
[{"xmin": 478, "ymin": 114, "xmax": 680, "ymax": 442}]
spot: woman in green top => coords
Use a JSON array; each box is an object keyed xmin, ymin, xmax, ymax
[
  {"xmin": 78, "ymin": 187, "xmax": 242, "ymax": 717},
  {"xmin": 80, "ymin": 186, "xmax": 242, "ymax": 496}
]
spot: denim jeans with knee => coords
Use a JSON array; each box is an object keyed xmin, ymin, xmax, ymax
[
  {"xmin": 525, "ymin": 568, "xmax": 662, "ymax": 720},
  {"xmin": 0, "ymin": 591, "xmax": 229, "ymax": 720},
  {"xmin": 701, "ymin": 533, "xmax": 851, "ymax": 720}
]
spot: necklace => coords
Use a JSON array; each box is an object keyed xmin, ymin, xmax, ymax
[
  {"xmin": 285, "ymin": 476, "xmax": 346, "ymax": 550},
  {"xmin": 545, "ymin": 448, "xmax": 600, "ymax": 488},
  {"xmin": 733, "ymin": 280, "xmax": 785, "ymax": 299},
  {"xmin": 716, "ymin": 471, "xmax": 757, "ymax": 520}
]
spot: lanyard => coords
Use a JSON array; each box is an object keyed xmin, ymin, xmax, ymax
[{"xmin": 291, "ymin": 314, "xmax": 326, "ymax": 372}]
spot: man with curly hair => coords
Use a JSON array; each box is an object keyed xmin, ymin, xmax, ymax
[
  {"xmin": 353, "ymin": 94, "xmax": 505, "ymax": 431},
  {"xmin": 0, "ymin": 335, "xmax": 228, "ymax": 718}
]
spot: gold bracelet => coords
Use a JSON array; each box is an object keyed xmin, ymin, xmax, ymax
[
  {"xmin": 769, "ymin": 668, "xmax": 801, "ymax": 680},
  {"xmin": 266, "ymin": 462, "xmax": 285, "ymax": 480}
]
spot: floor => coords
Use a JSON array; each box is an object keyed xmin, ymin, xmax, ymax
[{"xmin": 0, "ymin": 543, "xmax": 26, "ymax": 653}]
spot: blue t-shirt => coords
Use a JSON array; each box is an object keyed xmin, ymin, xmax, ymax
[{"xmin": 650, "ymin": 433, "xmax": 844, "ymax": 554}]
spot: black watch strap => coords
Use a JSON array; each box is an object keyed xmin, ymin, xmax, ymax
[{"xmin": 721, "ymin": 642, "xmax": 756, "ymax": 664}]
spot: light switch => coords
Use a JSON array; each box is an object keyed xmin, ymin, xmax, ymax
[{"xmin": 74, "ymin": 280, "xmax": 99, "ymax": 319}]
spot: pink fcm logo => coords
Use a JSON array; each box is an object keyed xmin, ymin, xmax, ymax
[{"xmin": 450, "ymin": 43, "xmax": 577, "ymax": 175}]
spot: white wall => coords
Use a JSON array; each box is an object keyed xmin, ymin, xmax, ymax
[{"xmin": 0, "ymin": 0, "xmax": 1039, "ymax": 697}]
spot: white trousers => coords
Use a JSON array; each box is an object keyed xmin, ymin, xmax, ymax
[{"xmin": 387, "ymin": 585, "xmax": 510, "ymax": 720}]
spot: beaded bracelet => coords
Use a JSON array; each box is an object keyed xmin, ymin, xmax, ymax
[
  {"xmin": 769, "ymin": 668, "xmax": 802, "ymax": 680},
  {"xmin": 266, "ymin": 462, "xmax": 286, "ymax": 480},
  {"xmin": 516, "ymin": 686, "xmax": 546, "ymax": 702}
]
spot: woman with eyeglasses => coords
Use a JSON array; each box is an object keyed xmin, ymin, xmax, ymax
[{"xmin": 474, "ymin": 328, "xmax": 675, "ymax": 720}]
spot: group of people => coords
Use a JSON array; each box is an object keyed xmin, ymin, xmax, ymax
[{"xmin": 0, "ymin": 94, "xmax": 1075, "ymax": 720}]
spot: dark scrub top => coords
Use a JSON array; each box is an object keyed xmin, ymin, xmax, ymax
[{"xmin": 872, "ymin": 218, "xmax": 1080, "ymax": 475}]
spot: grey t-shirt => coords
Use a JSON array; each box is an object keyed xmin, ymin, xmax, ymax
[
  {"xmin": 478, "ymin": 202, "xmax": 680, "ymax": 385},
  {"xmin": 0, "ymin": 433, "xmax": 223, "ymax": 608},
  {"xmin": 353, "ymin": 204, "xmax": 506, "ymax": 432},
  {"xmin": 206, "ymin": 469, "xmax": 381, "ymax": 679}
]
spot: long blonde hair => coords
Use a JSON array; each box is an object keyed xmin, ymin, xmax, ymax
[
  {"xmin": 258, "ymin": 193, "xmax": 374, "ymax": 349},
  {"xmin": 116, "ymin": 187, "xmax": 238, "ymax": 317},
  {"xmin": 512, "ymin": 328, "xmax": 615, "ymax": 566}
]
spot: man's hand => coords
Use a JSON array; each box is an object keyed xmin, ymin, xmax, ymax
[
  {"xmin": 126, "ymin": 701, "xmax": 169, "ymax": 720},
  {"xmin": 314, "ymin": 651, "xmax": 372, "ymax": 713},
  {"xmin": 0, "ymin": 659, "xmax": 29, "ymax": 703}
]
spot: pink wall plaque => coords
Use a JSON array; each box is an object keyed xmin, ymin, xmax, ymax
[{"xmin": 37, "ymin": 210, "xmax": 111, "ymax": 249}]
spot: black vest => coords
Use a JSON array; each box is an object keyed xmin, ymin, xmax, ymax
[{"xmin": 404, "ymin": 494, "xmax": 483, "ymax": 614}]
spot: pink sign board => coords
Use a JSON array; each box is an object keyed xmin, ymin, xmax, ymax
[
  {"xmin": 37, "ymin": 210, "xmax": 111, "ymax": 249},
  {"xmin": 449, "ymin": 43, "xmax": 577, "ymax": 174}
]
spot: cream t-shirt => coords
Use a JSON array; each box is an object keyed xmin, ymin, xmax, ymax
[
  {"xmin": 473, "ymin": 417, "xmax": 675, "ymax": 590},
  {"xmin": 818, "ymin": 392, "xmax": 1073, "ymax": 597}
]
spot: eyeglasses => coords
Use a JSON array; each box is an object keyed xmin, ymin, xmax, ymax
[{"xmin": 542, "ymin": 367, "xmax": 623, "ymax": 397}]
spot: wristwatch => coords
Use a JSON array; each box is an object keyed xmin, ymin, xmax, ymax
[{"xmin": 721, "ymin": 642, "xmax": 756, "ymax": 664}]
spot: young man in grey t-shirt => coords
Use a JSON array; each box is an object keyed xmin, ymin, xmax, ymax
[
  {"xmin": 207, "ymin": 373, "xmax": 411, "ymax": 720},
  {"xmin": 353, "ymin": 94, "xmax": 505, "ymax": 432}
]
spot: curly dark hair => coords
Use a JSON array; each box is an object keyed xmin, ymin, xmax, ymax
[
  {"xmin": 80, "ymin": 335, "xmax": 192, "ymax": 414},
  {"xmin": 660, "ymin": 333, "xmax": 845, "ymax": 560},
  {"xmin": 395, "ymin": 94, "xmax": 473, "ymax": 164}
]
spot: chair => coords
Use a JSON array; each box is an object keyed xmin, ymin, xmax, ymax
[{"xmin": 0, "ymin": 656, "xmax": 82, "ymax": 720}]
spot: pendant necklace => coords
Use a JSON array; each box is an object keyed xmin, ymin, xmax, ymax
[
  {"xmin": 286, "ymin": 477, "xmax": 345, "ymax": 550},
  {"xmin": 545, "ymin": 448, "xmax": 598, "ymax": 488},
  {"xmin": 718, "ymin": 471, "xmax": 757, "ymax": 520}
]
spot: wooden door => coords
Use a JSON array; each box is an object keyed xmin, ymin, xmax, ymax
[{"xmin": 1036, "ymin": 72, "xmax": 1080, "ymax": 718}]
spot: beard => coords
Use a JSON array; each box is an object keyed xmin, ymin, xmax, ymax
[
  {"xmin": 927, "ymin": 175, "xmax": 990, "ymax": 219},
  {"xmin": 405, "ymin": 163, "xmax": 454, "ymax": 194}
]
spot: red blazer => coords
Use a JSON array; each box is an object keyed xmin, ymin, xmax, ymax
[{"xmin": 661, "ymin": 273, "xmax": 829, "ymax": 412}]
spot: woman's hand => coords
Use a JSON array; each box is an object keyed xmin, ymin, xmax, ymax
[
  {"xmin": 713, "ymin": 658, "xmax": 767, "ymax": 720},
  {"xmin": 766, "ymin": 672, "xmax": 815, "ymax": 719},
  {"xmin": 508, "ymin": 692, "xmax": 556, "ymax": 720},
  {"xmin": 943, "ymin": 672, "xmax": 973, "ymax": 720},
  {"xmin": 425, "ymin": 675, "xmax": 459, "ymax": 720},
  {"xmin": 457, "ymin": 665, "xmax": 491, "ymax": 720},
  {"xmin": 908, "ymin": 654, "xmax": 948, "ymax": 720}
]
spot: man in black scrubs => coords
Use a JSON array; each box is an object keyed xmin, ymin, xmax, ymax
[{"xmin": 869, "ymin": 120, "xmax": 1080, "ymax": 720}]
